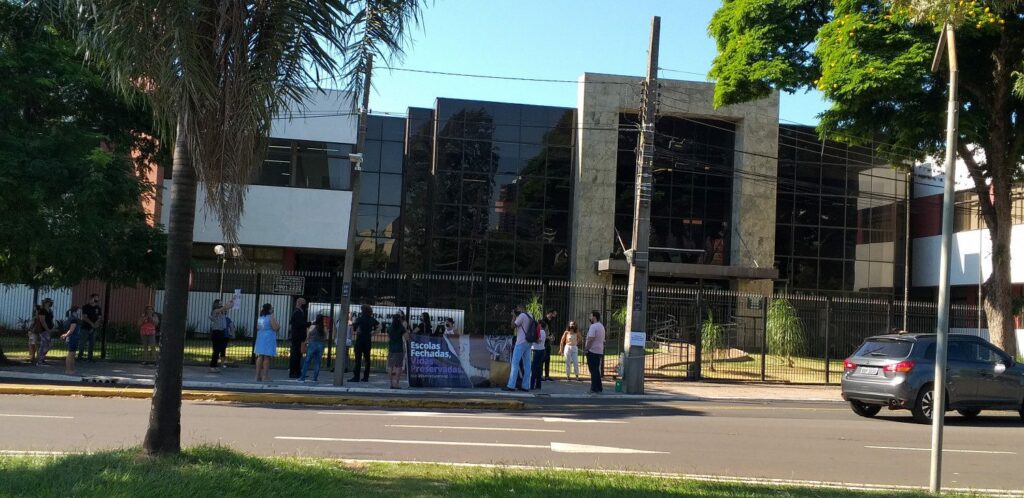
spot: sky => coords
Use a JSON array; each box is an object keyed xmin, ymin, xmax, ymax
[{"xmin": 354, "ymin": 0, "xmax": 829, "ymax": 125}]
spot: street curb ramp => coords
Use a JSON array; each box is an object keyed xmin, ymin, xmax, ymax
[{"xmin": 0, "ymin": 384, "xmax": 526, "ymax": 410}]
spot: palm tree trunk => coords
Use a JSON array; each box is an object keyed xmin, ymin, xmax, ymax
[{"xmin": 143, "ymin": 117, "xmax": 197, "ymax": 456}]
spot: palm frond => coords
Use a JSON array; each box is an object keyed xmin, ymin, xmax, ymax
[{"xmin": 58, "ymin": 0, "xmax": 357, "ymax": 243}]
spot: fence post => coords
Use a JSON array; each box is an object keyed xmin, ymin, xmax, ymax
[
  {"xmin": 249, "ymin": 272, "xmax": 261, "ymax": 365},
  {"xmin": 886, "ymin": 298, "xmax": 893, "ymax": 333},
  {"xmin": 101, "ymin": 281, "xmax": 111, "ymax": 360},
  {"xmin": 326, "ymin": 271, "xmax": 337, "ymax": 368},
  {"xmin": 760, "ymin": 294, "xmax": 768, "ymax": 382},
  {"xmin": 824, "ymin": 297, "xmax": 832, "ymax": 385},
  {"xmin": 693, "ymin": 288, "xmax": 703, "ymax": 381}
]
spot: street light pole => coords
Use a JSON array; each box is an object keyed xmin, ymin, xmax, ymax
[
  {"xmin": 622, "ymin": 16, "xmax": 660, "ymax": 395},
  {"xmin": 929, "ymin": 21, "xmax": 959, "ymax": 495}
]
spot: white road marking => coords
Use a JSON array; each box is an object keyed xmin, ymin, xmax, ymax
[
  {"xmin": 276, "ymin": 437, "xmax": 665, "ymax": 454},
  {"xmin": 549, "ymin": 442, "xmax": 668, "ymax": 454},
  {"xmin": 316, "ymin": 410, "xmax": 624, "ymax": 424},
  {"xmin": 0, "ymin": 414, "xmax": 73, "ymax": 419},
  {"xmin": 385, "ymin": 424, "xmax": 564, "ymax": 433},
  {"xmin": 276, "ymin": 436, "xmax": 547, "ymax": 449},
  {"xmin": 865, "ymin": 446, "xmax": 1016, "ymax": 455},
  {"xmin": 0, "ymin": 450, "xmax": 72, "ymax": 456}
]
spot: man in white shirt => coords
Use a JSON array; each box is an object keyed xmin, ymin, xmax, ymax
[
  {"xmin": 585, "ymin": 310, "xmax": 606, "ymax": 393},
  {"xmin": 502, "ymin": 304, "xmax": 534, "ymax": 392}
]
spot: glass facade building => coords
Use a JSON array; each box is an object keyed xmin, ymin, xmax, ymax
[
  {"xmin": 396, "ymin": 99, "xmax": 575, "ymax": 279},
  {"xmin": 773, "ymin": 125, "xmax": 908, "ymax": 295},
  {"xmin": 613, "ymin": 114, "xmax": 736, "ymax": 269}
]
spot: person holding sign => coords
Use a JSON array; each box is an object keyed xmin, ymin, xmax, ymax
[
  {"xmin": 387, "ymin": 311, "xmax": 410, "ymax": 389},
  {"xmin": 502, "ymin": 303, "xmax": 534, "ymax": 392}
]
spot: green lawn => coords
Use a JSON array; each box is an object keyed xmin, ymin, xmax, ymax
[{"xmin": 0, "ymin": 446, "xmax": 958, "ymax": 498}]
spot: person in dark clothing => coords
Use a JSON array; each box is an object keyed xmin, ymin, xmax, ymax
[
  {"xmin": 288, "ymin": 298, "xmax": 309, "ymax": 379},
  {"xmin": 349, "ymin": 304, "xmax": 379, "ymax": 382},
  {"xmin": 413, "ymin": 312, "xmax": 432, "ymax": 335},
  {"xmin": 540, "ymin": 309, "xmax": 558, "ymax": 381},
  {"xmin": 77, "ymin": 294, "xmax": 103, "ymax": 361}
]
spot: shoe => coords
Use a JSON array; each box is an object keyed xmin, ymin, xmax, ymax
[
  {"xmin": 348, "ymin": 377, "xmax": 359, "ymax": 383},
  {"xmin": 299, "ymin": 378, "xmax": 306, "ymax": 383},
  {"xmin": 501, "ymin": 387, "xmax": 514, "ymax": 392},
  {"xmin": 361, "ymin": 377, "xmax": 368, "ymax": 382},
  {"xmin": 516, "ymin": 388, "xmax": 529, "ymax": 392},
  {"xmin": 208, "ymin": 368, "xmax": 220, "ymax": 373}
]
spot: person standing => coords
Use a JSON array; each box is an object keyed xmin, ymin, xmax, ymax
[
  {"xmin": 77, "ymin": 293, "xmax": 103, "ymax": 362},
  {"xmin": 300, "ymin": 312, "xmax": 328, "ymax": 382},
  {"xmin": 502, "ymin": 304, "xmax": 533, "ymax": 392},
  {"xmin": 61, "ymin": 306, "xmax": 82, "ymax": 375},
  {"xmin": 540, "ymin": 309, "xmax": 558, "ymax": 381},
  {"xmin": 442, "ymin": 317, "xmax": 458, "ymax": 336},
  {"xmin": 254, "ymin": 303, "xmax": 280, "ymax": 382},
  {"xmin": 35, "ymin": 299, "xmax": 56, "ymax": 366},
  {"xmin": 349, "ymin": 305, "xmax": 379, "ymax": 382},
  {"xmin": 559, "ymin": 320, "xmax": 581, "ymax": 381},
  {"xmin": 138, "ymin": 305, "xmax": 160, "ymax": 364},
  {"xmin": 529, "ymin": 322, "xmax": 547, "ymax": 390},
  {"xmin": 288, "ymin": 298, "xmax": 309, "ymax": 379},
  {"xmin": 28, "ymin": 305, "xmax": 42, "ymax": 364},
  {"xmin": 585, "ymin": 311, "xmax": 606, "ymax": 394},
  {"xmin": 387, "ymin": 312, "xmax": 410, "ymax": 389},
  {"xmin": 208, "ymin": 298, "xmax": 233, "ymax": 373},
  {"xmin": 413, "ymin": 312, "xmax": 432, "ymax": 335}
]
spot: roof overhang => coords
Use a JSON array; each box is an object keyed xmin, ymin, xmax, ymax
[{"xmin": 596, "ymin": 259, "xmax": 778, "ymax": 281}]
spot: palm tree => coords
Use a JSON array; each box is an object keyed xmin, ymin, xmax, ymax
[{"xmin": 58, "ymin": 0, "xmax": 422, "ymax": 455}]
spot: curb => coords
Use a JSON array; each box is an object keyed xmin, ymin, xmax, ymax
[{"xmin": 0, "ymin": 384, "xmax": 526, "ymax": 410}]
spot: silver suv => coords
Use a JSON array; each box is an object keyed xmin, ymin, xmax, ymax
[{"xmin": 841, "ymin": 333, "xmax": 1024, "ymax": 423}]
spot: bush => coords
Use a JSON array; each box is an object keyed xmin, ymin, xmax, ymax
[
  {"xmin": 701, "ymin": 310, "xmax": 725, "ymax": 372},
  {"xmin": 767, "ymin": 298, "xmax": 805, "ymax": 368}
]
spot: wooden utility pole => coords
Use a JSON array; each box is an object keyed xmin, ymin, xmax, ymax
[
  {"xmin": 622, "ymin": 16, "xmax": 660, "ymax": 395},
  {"xmin": 334, "ymin": 49, "xmax": 373, "ymax": 386}
]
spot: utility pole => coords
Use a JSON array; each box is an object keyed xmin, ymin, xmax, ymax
[
  {"xmin": 334, "ymin": 50, "xmax": 373, "ymax": 386},
  {"xmin": 903, "ymin": 171, "xmax": 911, "ymax": 330},
  {"xmin": 929, "ymin": 21, "xmax": 959, "ymax": 494},
  {"xmin": 622, "ymin": 16, "xmax": 660, "ymax": 395}
]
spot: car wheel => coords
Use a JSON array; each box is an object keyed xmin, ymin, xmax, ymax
[
  {"xmin": 849, "ymin": 400, "xmax": 881, "ymax": 418},
  {"xmin": 911, "ymin": 384, "xmax": 942, "ymax": 424},
  {"xmin": 956, "ymin": 409, "xmax": 981, "ymax": 419}
]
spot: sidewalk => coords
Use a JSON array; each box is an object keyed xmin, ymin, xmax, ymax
[{"xmin": 0, "ymin": 360, "xmax": 842, "ymax": 403}]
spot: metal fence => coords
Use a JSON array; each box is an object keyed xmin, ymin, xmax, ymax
[{"xmin": 0, "ymin": 270, "xmax": 996, "ymax": 384}]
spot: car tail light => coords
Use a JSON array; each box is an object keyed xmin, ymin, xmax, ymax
[
  {"xmin": 883, "ymin": 360, "xmax": 915, "ymax": 373},
  {"xmin": 843, "ymin": 358, "xmax": 856, "ymax": 371}
]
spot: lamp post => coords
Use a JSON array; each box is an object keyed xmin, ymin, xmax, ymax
[{"xmin": 214, "ymin": 244, "xmax": 243, "ymax": 298}]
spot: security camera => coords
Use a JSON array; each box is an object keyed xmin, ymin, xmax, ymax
[{"xmin": 348, "ymin": 153, "xmax": 364, "ymax": 165}]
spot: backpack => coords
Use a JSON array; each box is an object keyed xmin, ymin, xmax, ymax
[{"xmin": 523, "ymin": 314, "xmax": 540, "ymax": 343}]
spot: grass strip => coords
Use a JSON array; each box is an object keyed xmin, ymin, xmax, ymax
[{"xmin": 0, "ymin": 446, "xmax": 987, "ymax": 497}]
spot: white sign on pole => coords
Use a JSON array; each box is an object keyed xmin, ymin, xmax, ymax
[
  {"xmin": 232, "ymin": 289, "xmax": 242, "ymax": 310},
  {"xmin": 628, "ymin": 331, "xmax": 647, "ymax": 348}
]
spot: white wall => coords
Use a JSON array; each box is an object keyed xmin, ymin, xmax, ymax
[
  {"xmin": 270, "ymin": 90, "xmax": 357, "ymax": 144},
  {"xmin": 160, "ymin": 184, "xmax": 352, "ymax": 250},
  {"xmin": 912, "ymin": 224, "xmax": 1024, "ymax": 287},
  {"xmin": 0, "ymin": 286, "xmax": 72, "ymax": 329}
]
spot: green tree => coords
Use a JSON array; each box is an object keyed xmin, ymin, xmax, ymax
[
  {"xmin": 59, "ymin": 0, "xmax": 423, "ymax": 455},
  {"xmin": 709, "ymin": 0, "xmax": 1022, "ymax": 355},
  {"xmin": 0, "ymin": 2, "xmax": 165, "ymax": 363}
]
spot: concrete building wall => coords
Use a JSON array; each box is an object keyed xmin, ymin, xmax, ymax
[
  {"xmin": 913, "ymin": 224, "xmax": 1024, "ymax": 287},
  {"xmin": 159, "ymin": 184, "xmax": 353, "ymax": 251},
  {"xmin": 269, "ymin": 90, "xmax": 358, "ymax": 145},
  {"xmin": 571, "ymin": 73, "xmax": 779, "ymax": 288}
]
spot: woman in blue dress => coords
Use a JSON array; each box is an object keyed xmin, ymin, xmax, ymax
[{"xmin": 254, "ymin": 303, "xmax": 280, "ymax": 382}]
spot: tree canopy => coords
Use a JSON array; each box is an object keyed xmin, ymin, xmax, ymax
[
  {"xmin": 0, "ymin": 1, "xmax": 165, "ymax": 288},
  {"xmin": 709, "ymin": 0, "xmax": 1023, "ymax": 353}
]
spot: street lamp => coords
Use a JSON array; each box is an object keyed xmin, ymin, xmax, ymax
[{"xmin": 214, "ymin": 244, "xmax": 243, "ymax": 297}]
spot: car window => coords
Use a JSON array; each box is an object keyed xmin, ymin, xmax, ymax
[
  {"xmin": 854, "ymin": 339, "xmax": 912, "ymax": 359},
  {"xmin": 976, "ymin": 344, "xmax": 1007, "ymax": 364},
  {"xmin": 948, "ymin": 341, "xmax": 973, "ymax": 362}
]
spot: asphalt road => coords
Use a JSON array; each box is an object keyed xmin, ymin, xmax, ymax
[{"xmin": 1, "ymin": 395, "xmax": 1023, "ymax": 492}]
